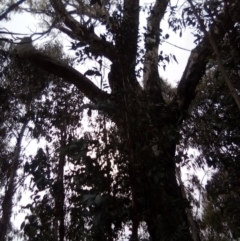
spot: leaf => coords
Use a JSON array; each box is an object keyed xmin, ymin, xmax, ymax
[
  {"xmin": 100, "ymin": 34, "xmax": 106, "ymax": 41},
  {"xmin": 20, "ymin": 221, "xmax": 25, "ymax": 230},
  {"xmin": 83, "ymin": 194, "xmax": 96, "ymax": 207},
  {"xmin": 93, "ymin": 212, "xmax": 102, "ymax": 226},
  {"xmin": 95, "ymin": 194, "xmax": 105, "ymax": 206},
  {"xmin": 175, "ymin": 155, "xmax": 182, "ymax": 164},
  {"xmin": 94, "ymin": 70, "xmax": 102, "ymax": 77},
  {"xmin": 87, "ymin": 109, "xmax": 92, "ymax": 117},
  {"xmin": 27, "ymin": 214, "xmax": 36, "ymax": 223},
  {"xmin": 165, "ymin": 56, "xmax": 170, "ymax": 63},
  {"xmin": 158, "ymin": 55, "xmax": 163, "ymax": 62},
  {"xmin": 173, "ymin": 54, "xmax": 178, "ymax": 64},
  {"xmin": 76, "ymin": 42, "xmax": 87, "ymax": 48},
  {"xmin": 84, "ymin": 70, "xmax": 95, "ymax": 76},
  {"xmin": 24, "ymin": 161, "xmax": 30, "ymax": 173}
]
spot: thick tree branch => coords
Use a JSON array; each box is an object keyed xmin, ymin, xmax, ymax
[
  {"xmin": 176, "ymin": 6, "xmax": 239, "ymax": 110},
  {"xmin": 50, "ymin": 0, "xmax": 116, "ymax": 61},
  {"xmin": 107, "ymin": 0, "xmax": 142, "ymax": 92},
  {"xmin": 15, "ymin": 41, "xmax": 109, "ymax": 104},
  {"xmin": 143, "ymin": 0, "xmax": 169, "ymax": 89},
  {"xmin": 113, "ymin": 0, "xmax": 140, "ymax": 89},
  {"xmin": 30, "ymin": 52, "xmax": 109, "ymax": 102},
  {"xmin": 122, "ymin": 0, "xmax": 139, "ymax": 64}
]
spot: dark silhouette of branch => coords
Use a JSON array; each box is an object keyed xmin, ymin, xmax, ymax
[
  {"xmin": 49, "ymin": 0, "xmax": 116, "ymax": 61},
  {"xmin": 15, "ymin": 42, "xmax": 109, "ymax": 104},
  {"xmin": 164, "ymin": 40, "xmax": 191, "ymax": 52},
  {"xmin": 143, "ymin": 0, "xmax": 169, "ymax": 90},
  {"xmin": 0, "ymin": 0, "xmax": 26, "ymax": 21}
]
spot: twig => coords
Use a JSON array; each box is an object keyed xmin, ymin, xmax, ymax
[{"xmin": 164, "ymin": 40, "xmax": 191, "ymax": 52}]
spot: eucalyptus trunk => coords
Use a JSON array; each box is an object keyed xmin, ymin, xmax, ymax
[{"xmin": 0, "ymin": 121, "xmax": 28, "ymax": 241}]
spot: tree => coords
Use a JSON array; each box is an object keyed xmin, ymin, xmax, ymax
[{"xmin": 1, "ymin": 0, "xmax": 240, "ymax": 240}]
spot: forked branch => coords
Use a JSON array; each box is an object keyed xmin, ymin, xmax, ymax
[
  {"xmin": 177, "ymin": 2, "xmax": 240, "ymax": 110},
  {"xmin": 187, "ymin": 0, "xmax": 240, "ymax": 109}
]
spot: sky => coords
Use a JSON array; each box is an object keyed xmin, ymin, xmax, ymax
[{"xmin": 2, "ymin": 0, "xmax": 196, "ymax": 86}]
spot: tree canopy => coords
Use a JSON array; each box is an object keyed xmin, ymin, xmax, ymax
[{"xmin": 1, "ymin": 0, "xmax": 240, "ymax": 240}]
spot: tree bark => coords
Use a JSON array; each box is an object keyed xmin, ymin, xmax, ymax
[{"xmin": 0, "ymin": 120, "xmax": 28, "ymax": 241}]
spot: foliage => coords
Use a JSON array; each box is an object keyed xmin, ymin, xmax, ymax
[
  {"xmin": 201, "ymin": 168, "xmax": 240, "ymax": 241},
  {"xmin": 180, "ymin": 28, "xmax": 240, "ymax": 240}
]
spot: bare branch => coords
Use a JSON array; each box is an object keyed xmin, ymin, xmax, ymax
[
  {"xmin": 164, "ymin": 40, "xmax": 191, "ymax": 52},
  {"xmin": 50, "ymin": 0, "xmax": 116, "ymax": 61},
  {"xmin": 107, "ymin": 0, "xmax": 141, "ymax": 90},
  {"xmin": 121, "ymin": 0, "xmax": 140, "ymax": 66}
]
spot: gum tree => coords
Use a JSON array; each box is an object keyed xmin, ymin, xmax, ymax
[{"xmin": 1, "ymin": 0, "xmax": 240, "ymax": 240}]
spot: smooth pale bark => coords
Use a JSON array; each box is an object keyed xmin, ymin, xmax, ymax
[{"xmin": 0, "ymin": 121, "xmax": 28, "ymax": 241}]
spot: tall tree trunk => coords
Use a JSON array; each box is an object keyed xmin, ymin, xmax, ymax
[
  {"xmin": 53, "ymin": 142, "xmax": 66, "ymax": 241},
  {"xmin": 0, "ymin": 121, "xmax": 28, "ymax": 241},
  {"xmin": 53, "ymin": 116, "xmax": 67, "ymax": 241},
  {"xmin": 122, "ymin": 100, "xmax": 193, "ymax": 240},
  {"xmin": 142, "ymin": 138, "xmax": 192, "ymax": 241}
]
